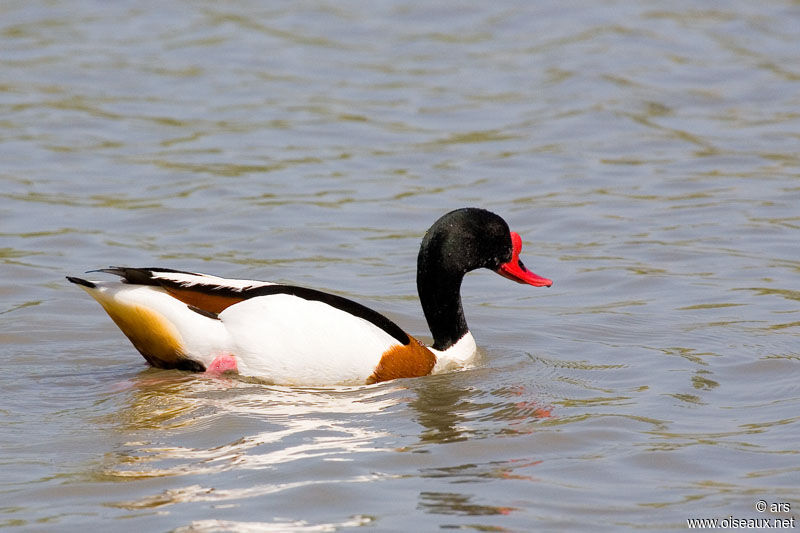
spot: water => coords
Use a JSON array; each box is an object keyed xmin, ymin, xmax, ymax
[{"xmin": 2, "ymin": 1, "xmax": 799, "ymax": 530}]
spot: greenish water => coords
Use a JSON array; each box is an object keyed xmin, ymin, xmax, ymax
[{"xmin": 1, "ymin": 1, "xmax": 798, "ymax": 531}]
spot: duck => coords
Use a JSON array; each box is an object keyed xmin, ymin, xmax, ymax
[{"xmin": 67, "ymin": 207, "xmax": 552, "ymax": 385}]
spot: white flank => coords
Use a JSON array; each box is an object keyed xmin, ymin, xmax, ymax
[{"xmin": 219, "ymin": 294, "xmax": 398, "ymax": 385}]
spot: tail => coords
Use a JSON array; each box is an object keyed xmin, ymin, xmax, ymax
[
  {"xmin": 66, "ymin": 274, "xmax": 205, "ymax": 371},
  {"xmin": 66, "ymin": 276, "xmax": 96, "ymax": 289}
]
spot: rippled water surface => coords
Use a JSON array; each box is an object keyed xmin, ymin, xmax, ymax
[{"xmin": 2, "ymin": 1, "xmax": 799, "ymax": 531}]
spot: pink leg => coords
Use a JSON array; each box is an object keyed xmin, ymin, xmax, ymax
[{"xmin": 205, "ymin": 354, "xmax": 239, "ymax": 375}]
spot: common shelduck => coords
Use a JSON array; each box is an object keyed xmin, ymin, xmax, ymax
[{"xmin": 67, "ymin": 208, "xmax": 552, "ymax": 385}]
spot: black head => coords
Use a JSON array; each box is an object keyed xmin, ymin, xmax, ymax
[
  {"xmin": 418, "ymin": 207, "xmax": 516, "ymax": 276},
  {"xmin": 416, "ymin": 207, "xmax": 552, "ymax": 351}
]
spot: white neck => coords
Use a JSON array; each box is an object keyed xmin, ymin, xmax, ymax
[{"xmin": 430, "ymin": 331, "xmax": 477, "ymax": 374}]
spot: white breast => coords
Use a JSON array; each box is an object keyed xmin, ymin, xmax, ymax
[{"xmin": 430, "ymin": 332, "xmax": 478, "ymax": 374}]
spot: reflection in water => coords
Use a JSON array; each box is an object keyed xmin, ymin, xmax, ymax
[
  {"xmin": 174, "ymin": 515, "xmax": 374, "ymax": 533},
  {"xmin": 420, "ymin": 459, "xmax": 542, "ymax": 484},
  {"xmin": 101, "ymin": 371, "xmax": 401, "ymax": 509},
  {"xmin": 406, "ymin": 367, "xmax": 552, "ymax": 520},
  {"xmin": 408, "ymin": 373, "xmax": 473, "ymax": 444},
  {"xmin": 418, "ymin": 491, "xmax": 516, "ymax": 517},
  {"xmin": 114, "ymin": 476, "xmax": 383, "ymax": 511},
  {"xmin": 102, "ymin": 365, "xmax": 556, "ymax": 518},
  {"xmin": 408, "ymin": 368, "xmax": 553, "ymax": 445}
]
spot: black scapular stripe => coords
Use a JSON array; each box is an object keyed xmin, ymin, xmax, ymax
[{"xmin": 246, "ymin": 284, "xmax": 410, "ymax": 345}]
